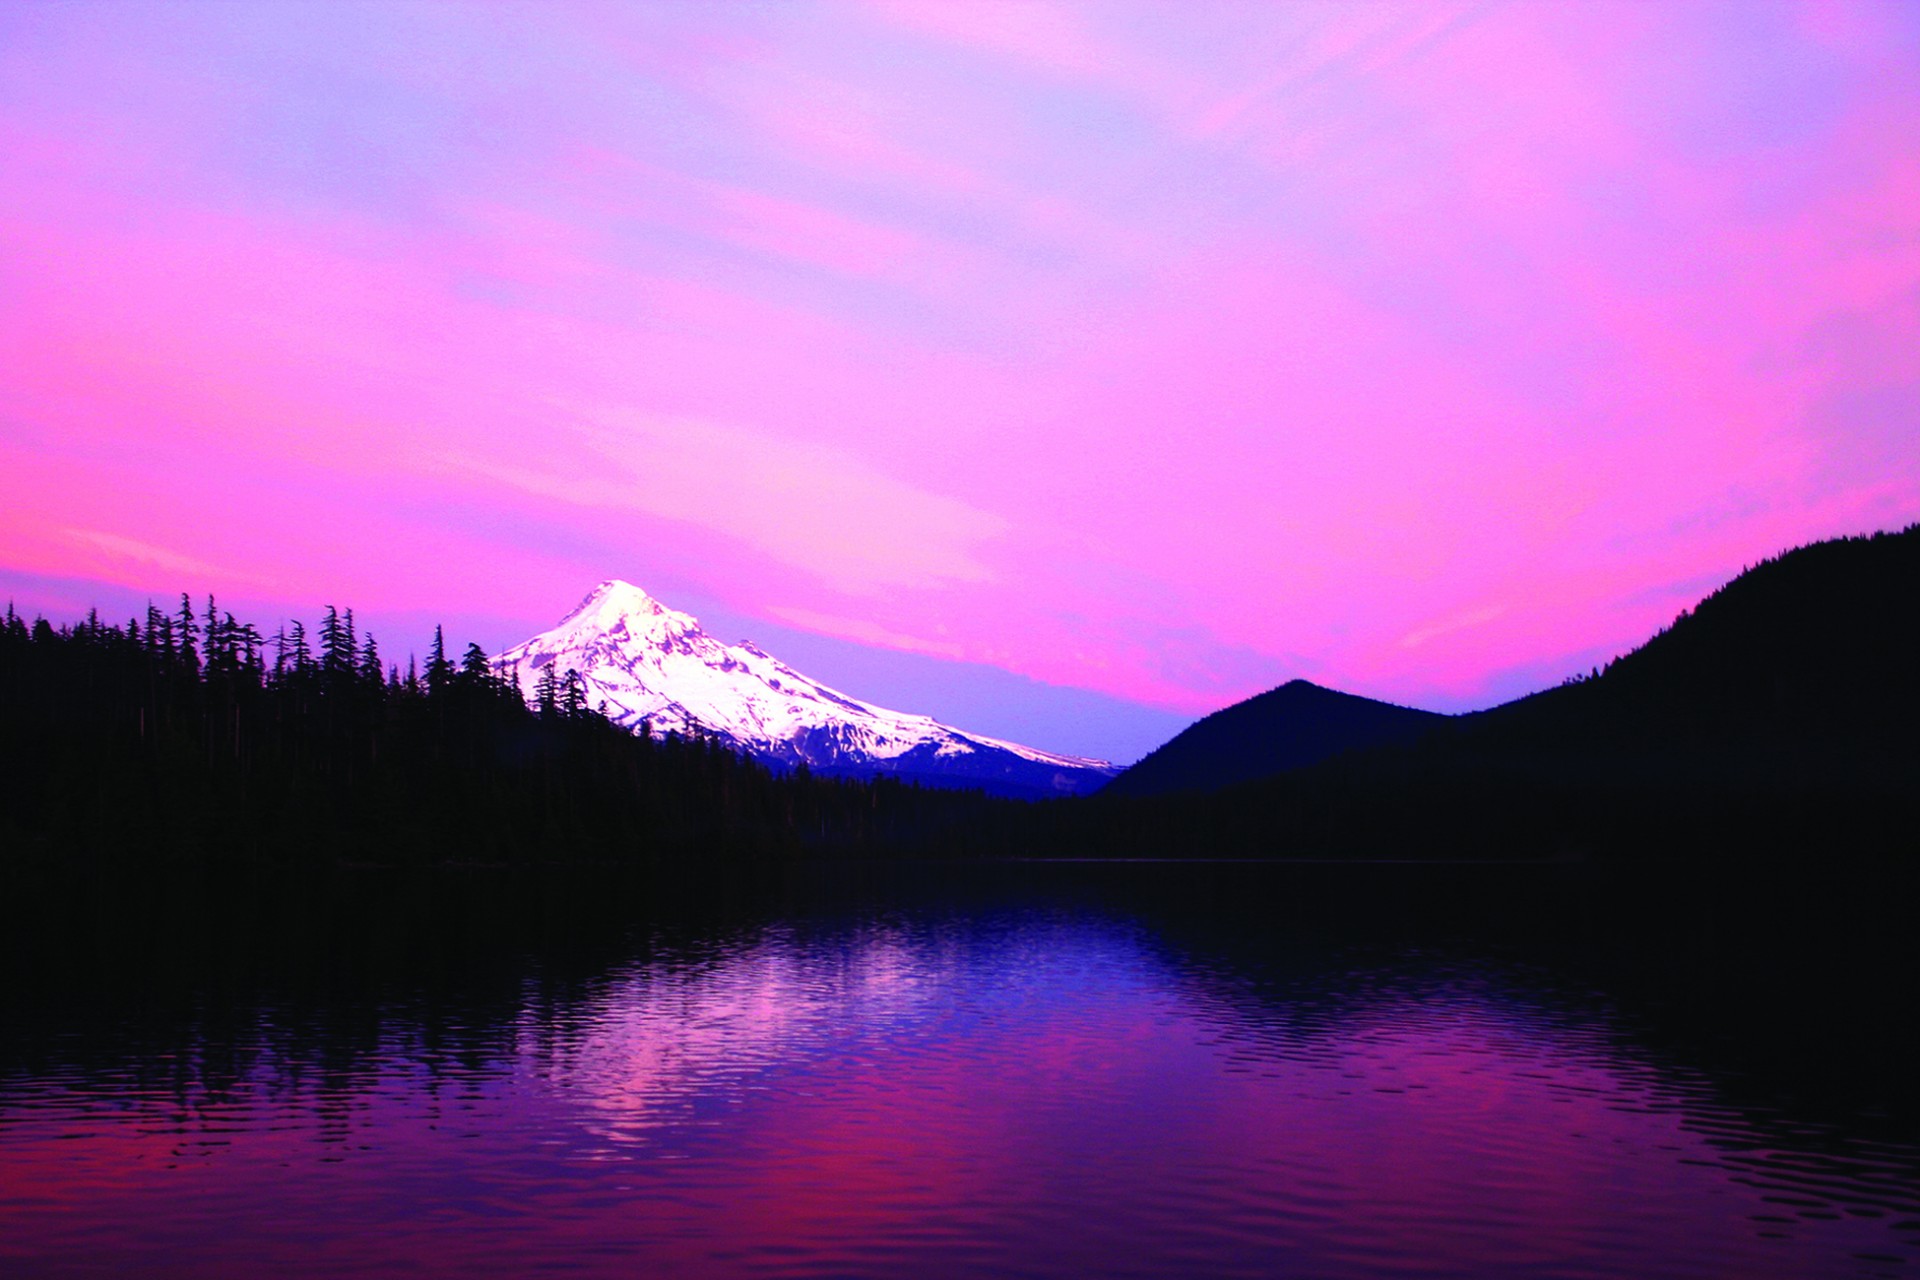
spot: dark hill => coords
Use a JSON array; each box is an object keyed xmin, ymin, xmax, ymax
[
  {"xmin": 1103, "ymin": 679, "xmax": 1446, "ymax": 798},
  {"xmin": 1466, "ymin": 523, "xmax": 1920, "ymax": 757},
  {"xmin": 1069, "ymin": 524, "xmax": 1920, "ymax": 861}
]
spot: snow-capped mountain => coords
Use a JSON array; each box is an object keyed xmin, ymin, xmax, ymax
[{"xmin": 494, "ymin": 581, "xmax": 1116, "ymax": 798}]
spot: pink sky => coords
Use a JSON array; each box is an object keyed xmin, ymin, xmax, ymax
[{"xmin": 3, "ymin": 1, "xmax": 1917, "ymax": 760}]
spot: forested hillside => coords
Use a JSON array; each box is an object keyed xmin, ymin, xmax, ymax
[
  {"xmin": 0, "ymin": 596, "xmax": 995, "ymax": 865},
  {"xmin": 1060, "ymin": 525, "xmax": 1920, "ymax": 861},
  {"xmin": 1102, "ymin": 680, "xmax": 1445, "ymax": 798}
]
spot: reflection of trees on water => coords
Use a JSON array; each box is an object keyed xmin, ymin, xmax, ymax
[{"xmin": 2, "ymin": 861, "xmax": 1917, "ymax": 1260}]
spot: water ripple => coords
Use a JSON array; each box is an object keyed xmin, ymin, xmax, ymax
[{"xmin": 2, "ymin": 886, "xmax": 1915, "ymax": 1278}]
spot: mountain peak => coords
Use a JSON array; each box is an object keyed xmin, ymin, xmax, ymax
[
  {"xmin": 559, "ymin": 579, "xmax": 701, "ymax": 638},
  {"xmin": 574, "ymin": 578, "xmax": 668, "ymax": 616},
  {"xmin": 1102, "ymin": 679, "xmax": 1444, "ymax": 798},
  {"xmin": 495, "ymin": 581, "xmax": 1115, "ymax": 797}
]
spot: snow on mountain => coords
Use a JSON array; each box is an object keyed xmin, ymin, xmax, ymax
[{"xmin": 494, "ymin": 581, "xmax": 1116, "ymax": 797}]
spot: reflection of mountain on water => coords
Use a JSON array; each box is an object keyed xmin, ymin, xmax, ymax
[
  {"xmin": 6, "ymin": 865, "xmax": 1917, "ymax": 1122},
  {"xmin": 3, "ymin": 863, "xmax": 1917, "ymax": 1277}
]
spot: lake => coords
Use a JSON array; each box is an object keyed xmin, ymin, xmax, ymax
[{"xmin": 2, "ymin": 860, "xmax": 1916, "ymax": 1278}]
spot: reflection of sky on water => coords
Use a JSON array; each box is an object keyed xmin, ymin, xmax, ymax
[
  {"xmin": 3, "ymin": 908, "xmax": 1917, "ymax": 1278},
  {"xmin": 539, "ymin": 924, "xmax": 949, "ymax": 1143}
]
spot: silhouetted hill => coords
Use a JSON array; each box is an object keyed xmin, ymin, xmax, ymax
[
  {"xmin": 1103, "ymin": 680, "xmax": 1445, "ymax": 798},
  {"xmin": 1065, "ymin": 524, "xmax": 1920, "ymax": 861},
  {"xmin": 1467, "ymin": 523, "xmax": 1920, "ymax": 759}
]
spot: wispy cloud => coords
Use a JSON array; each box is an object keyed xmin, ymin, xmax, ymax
[
  {"xmin": 1400, "ymin": 604, "xmax": 1508, "ymax": 652},
  {"xmin": 766, "ymin": 604, "xmax": 968, "ymax": 661},
  {"xmin": 62, "ymin": 529, "xmax": 237, "ymax": 582},
  {"xmin": 441, "ymin": 412, "xmax": 1009, "ymax": 595}
]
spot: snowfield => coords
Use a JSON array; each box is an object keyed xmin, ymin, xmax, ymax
[{"xmin": 494, "ymin": 581, "xmax": 1115, "ymax": 796}]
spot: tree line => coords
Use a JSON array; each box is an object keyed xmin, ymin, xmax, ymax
[
  {"xmin": 0, "ymin": 595, "xmax": 1003, "ymax": 866},
  {"xmin": 15, "ymin": 522, "xmax": 1908, "ymax": 869},
  {"xmin": 1041, "ymin": 525, "xmax": 1920, "ymax": 863}
]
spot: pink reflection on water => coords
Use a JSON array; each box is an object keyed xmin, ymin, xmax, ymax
[{"xmin": 0, "ymin": 918, "xmax": 1913, "ymax": 1278}]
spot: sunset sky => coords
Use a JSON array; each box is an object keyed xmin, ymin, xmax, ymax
[{"xmin": 3, "ymin": 1, "xmax": 1917, "ymax": 761}]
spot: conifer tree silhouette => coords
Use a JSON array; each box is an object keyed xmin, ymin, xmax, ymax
[
  {"xmin": 460, "ymin": 642, "xmax": 492, "ymax": 684},
  {"xmin": 536, "ymin": 663, "xmax": 558, "ymax": 718},
  {"xmin": 288, "ymin": 619, "xmax": 313, "ymax": 675},
  {"xmin": 320, "ymin": 606, "xmax": 357, "ymax": 679},
  {"xmin": 427, "ymin": 626, "xmax": 454, "ymax": 694},
  {"xmin": 176, "ymin": 593, "xmax": 199, "ymax": 673}
]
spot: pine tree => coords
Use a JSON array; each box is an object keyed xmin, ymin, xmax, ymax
[
  {"xmin": 146, "ymin": 604, "xmax": 169, "ymax": 659},
  {"xmin": 235, "ymin": 618, "xmax": 263, "ymax": 677},
  {"xmin": 319, "ymin": 607, "xmax": 340, "ymax": 675},
  {"xmin": 203, "ymin": 595, "xmax": 221, "ymax": 674},
  {"xmin": 320, "ymin": 606, "xmax": 356, "ymax": 678},
  {"xmin": 427, "ymin": 626, "xmax": 453, "ymax": 695},
  {"xmin": 288, "ymin": 620, "xmax": 313, "ymax": 675},
  {"xmin": 176, "ymin": 593, "xmax": 199, "ymax": 671},
  {"xmin": 560, "ymin": 668, "xmax": 588, "ymax": 719},
  {"xmin": 460, "ymin": 641, "xmax": 491, "ymax": 685}
]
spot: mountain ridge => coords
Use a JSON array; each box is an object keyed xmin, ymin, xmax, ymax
[{"xmin": 1070, "ymin": 523, "xmax": 1920, "ymax": 860}]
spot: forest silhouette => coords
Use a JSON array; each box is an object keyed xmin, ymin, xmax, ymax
[
  {"xmin": 3, "ymin": 524, "xmax": 1915, "ymax": 866},
  {"xmin": 1063, "ymin": 524, "xmax": 1920, "ymax": 861},
  {"xmin": 0, "ymin": 594, "xmax": 997, "ymax": 864}
]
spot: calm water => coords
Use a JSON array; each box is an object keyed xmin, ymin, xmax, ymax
[{"xmin": 2, "ymin": 862, "xmax": 1916, "ymax": 1278}]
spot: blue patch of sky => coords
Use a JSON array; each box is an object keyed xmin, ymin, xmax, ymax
[
  {"xmin": 1805, "ymin": 379, "xmax": 1920, "ymax": 501},
  {"xmin": 1620, "ymin": 5, "xmax": 1861, "ymax": 172}
]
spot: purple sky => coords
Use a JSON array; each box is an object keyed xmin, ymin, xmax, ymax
[{"xmin": 3, "ymin": 2, "xmax": 1917, "ymax": 762}]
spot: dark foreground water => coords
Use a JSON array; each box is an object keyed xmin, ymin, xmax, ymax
[{"xmin": 2, "ymin": 860, "xmax": 1916, "ymax": 1278}]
